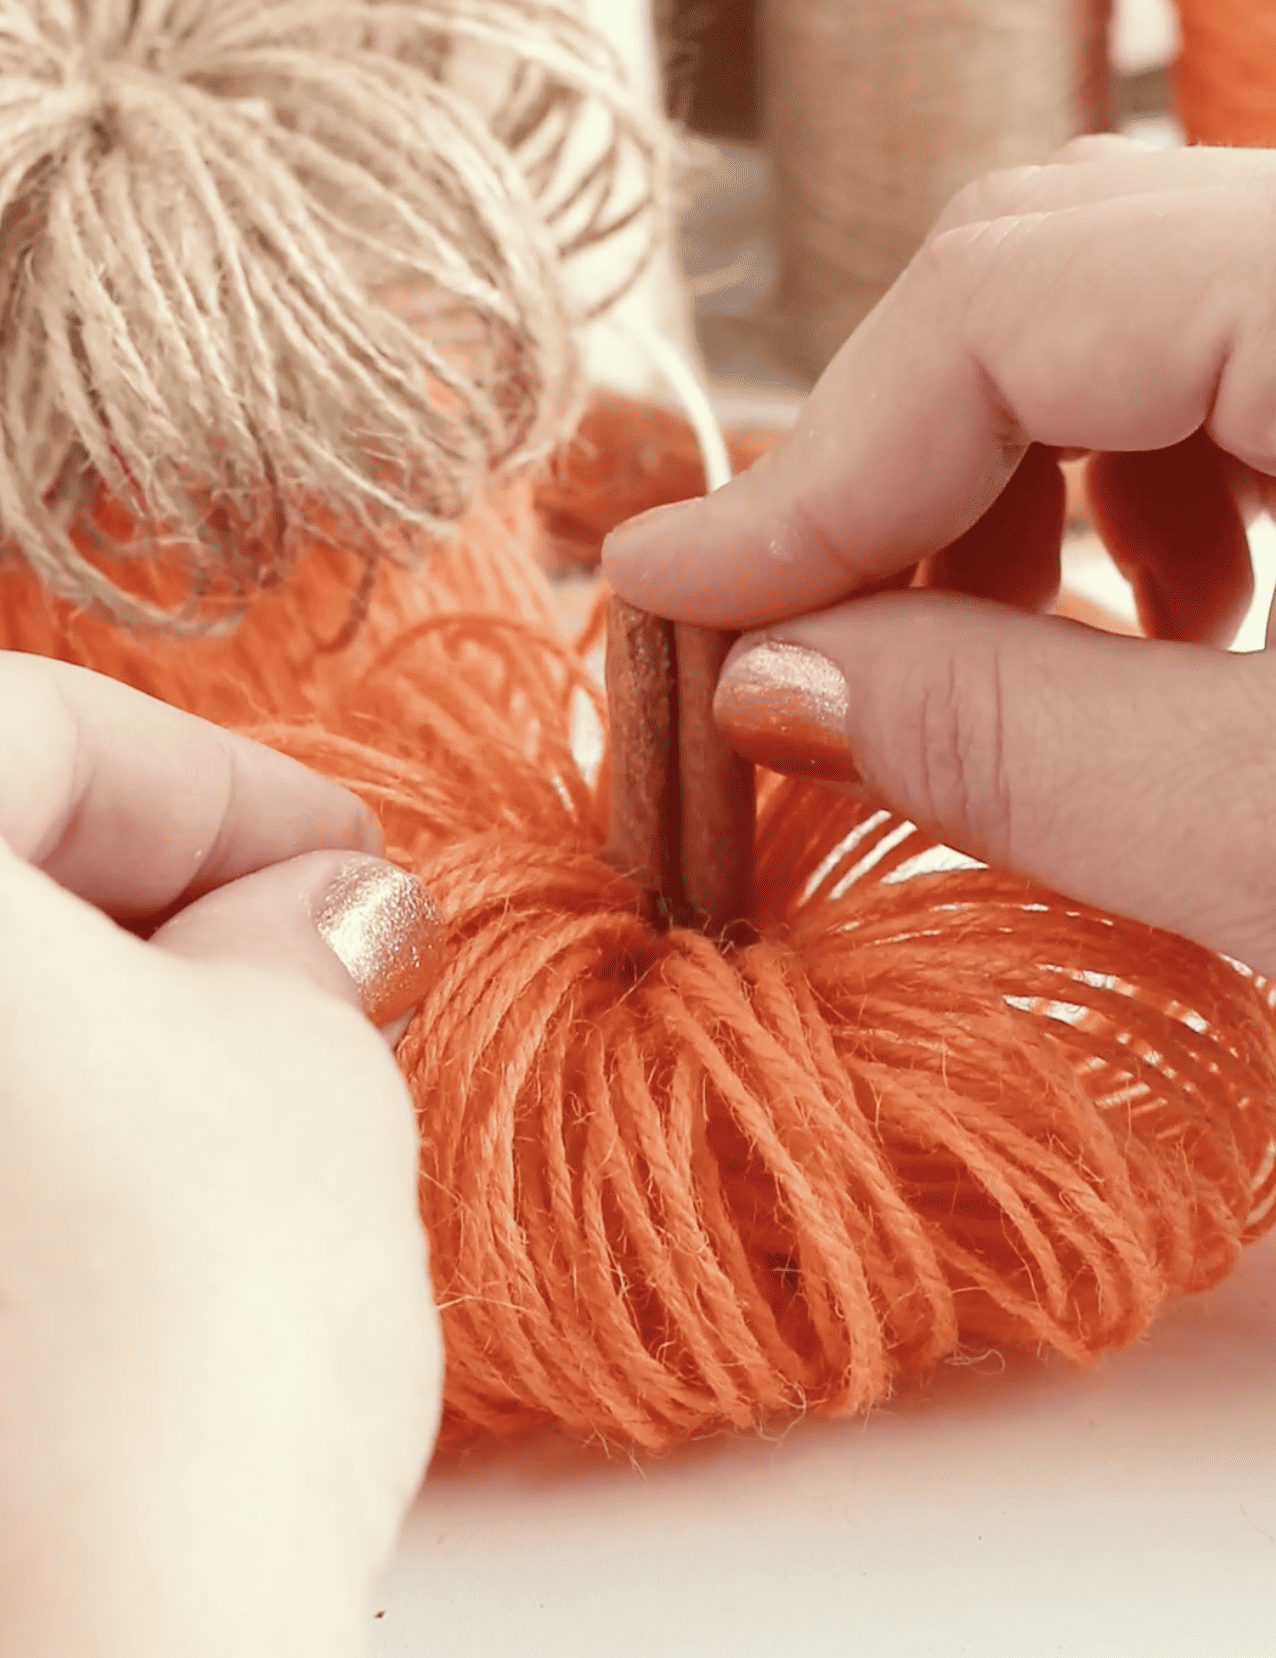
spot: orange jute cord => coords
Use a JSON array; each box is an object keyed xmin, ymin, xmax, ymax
[
  {"xmin": 3, "ymin": 394, "xmax": 1275, "ymax": 1455},
  {"xmin": 1173, "ymin": 0, "xmax": 1276, "ymax": 148}
]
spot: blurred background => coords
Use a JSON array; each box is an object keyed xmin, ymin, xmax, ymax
[
  {"xmin": 582, "ymin": 0, "xmax": 1276, "ymax": 647},
  {"xmin": 656, "ymin": 0, "xmax": 1179, "ymax": 410}
]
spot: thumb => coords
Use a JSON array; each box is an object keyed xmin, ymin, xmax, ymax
[
  {"xmin": 151, "ymin": 851, "xmax": 443, "ymax": 1034},
  {"xmin": 714, "ymin": 591, "xmax": 1276, "ymax": 975}
]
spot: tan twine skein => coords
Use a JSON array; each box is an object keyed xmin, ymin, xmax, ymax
[
  {"xmin": 0, "ymin": 0, "xmax": 666, "ymax": 630},
  {"xmin": 761, "ymin": 0, "xmax": 1110, "ymax": 382}
]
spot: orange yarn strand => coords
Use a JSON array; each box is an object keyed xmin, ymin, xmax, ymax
[
  {"xmin": 1173, "ymin": 0, "xmax": 1276, "ymax": 147},
  {"xmin": 2, "ymin": 395, "xmax": 1274, "ymax": 1455}
]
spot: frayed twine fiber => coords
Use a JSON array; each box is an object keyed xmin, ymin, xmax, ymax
[
  {"xmin": 3, "ymin": 392, "xmax": 1275, "ymax": 1456},
  {"xmin": 0, "ymin": 0, "xmax": 666, "ymax": 631}
]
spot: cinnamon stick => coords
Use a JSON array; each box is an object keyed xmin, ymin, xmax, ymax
[
  {"xmin": 675, "ymin": 622, "xmax": 755, "ymax": 932},
  {"xmin": 603, "ymin": 596, "xmax": 678, "ymax": 904},
  {"xmin": 604, "ymin": 597, "xmax": 755, "ymax": 939}
]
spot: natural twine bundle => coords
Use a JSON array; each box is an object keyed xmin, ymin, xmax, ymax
[
  {"xmin": 761, "ymin": 0, "xmax": 1111, "ymax": 381},
  {"xmin": 0, "ymin": 0, "xmax": 665, "ymax": 630}
]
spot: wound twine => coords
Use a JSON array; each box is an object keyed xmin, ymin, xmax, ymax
[
  {"xmin": 1172, "ymin": 0, "xmax": 1276, "ymax": 147},
  {"xmin": 760, "ymin": 0, "xmax": 1112, "ymax": 382},
  {"xmin": 2, "ymin": 393, "xmax": 1273, "ymax": 1455},
  {"xmin": 0, "ymin": 0, "xmax": 665, "ymax": 631}
]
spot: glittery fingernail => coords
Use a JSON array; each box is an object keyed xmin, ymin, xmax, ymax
[
  {"xmin": 713, "ymin": 640, "xmax": 860, "ymax": 784},
  {"xmin": 314, "ymin": 861, "xmax": 443, "ymax": 1028}
]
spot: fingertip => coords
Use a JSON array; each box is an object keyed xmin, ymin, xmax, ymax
[
  {"xmin": 313, "ymin": 860, "xmax": 443, "ymax": 1029},
  {"xmin": 152, "ymin": 852, "xmax": 445, "ymax": 1032},
  {"xmin": 716, "ymin": 590, "xmax": 1276, "ymax": 972},
  {"xmin": 600, "ymin": 498, "xmax": 701, "ymax": 601}
]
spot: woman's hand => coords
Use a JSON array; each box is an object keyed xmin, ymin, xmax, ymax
[
  {"xmin": 0, "ymin": 655, "xmax": 443, "ymax": 1658},
  {"xmin": 603, "ymin": 137, "xmax": 1276, "ymax": 978}
]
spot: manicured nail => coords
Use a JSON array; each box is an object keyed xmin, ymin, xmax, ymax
[
  {"xmin": 314, "ymin": 861, "xmax": 443, "ymax": 1028},
  {"xmin": 713, "ymin": 640, "xmax": 860, "ymax": 783}
]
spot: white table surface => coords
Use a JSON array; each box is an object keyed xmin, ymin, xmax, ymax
[{"xmin": 375, "ymin": 1233, "xmax": 1274, "ymax": 1658}]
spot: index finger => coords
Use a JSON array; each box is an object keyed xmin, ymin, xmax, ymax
[
  {"xmin": 1, "ymin": 654, "xmax": 381, "ymax": 919},
  {"xmin": 602, "ymin": 181, "xmax": 1271, "ymax": 627}
]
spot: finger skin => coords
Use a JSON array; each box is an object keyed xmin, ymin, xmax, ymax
[
  {"xmin": 726, "ymin": 591, "xmax": 1276, "ymax": 977},
  {"xmin": 603, "ymin": 154, "xmax": 1276, "ymax": 627},
  {"xmin": 0, "ymin": 654, "xmax": 381, "ymax": 919}
]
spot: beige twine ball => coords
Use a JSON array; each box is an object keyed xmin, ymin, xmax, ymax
[{"xmin": 0, "ymin": 0, "xmax": 666, "ymax": 629}]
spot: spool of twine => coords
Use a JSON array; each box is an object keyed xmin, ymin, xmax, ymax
[
  {"xmin": 1173, "ymin": 0, "xmax": 1276, "ymax": 147},
  {"xmin": 761, "ymin": 0, "xmax": 1112, "ymax": 382}
]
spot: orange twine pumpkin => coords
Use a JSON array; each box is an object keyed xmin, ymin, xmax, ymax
[
  {"xmin": 1173, "ymin": 0, "xmax": 1276, "ymax": 149},
  {"xmin": 3, "ymin": 394, "xmax": 1274, "ymax": 1454}
]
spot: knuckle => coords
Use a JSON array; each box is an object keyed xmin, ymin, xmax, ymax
[
  {"xmin": 925, "ymin": 165, "xmax": 1045, "ymax": 244},
  {"xmin": 906, "ymin": 212, "xmax": 1004, "ymax": 322},
  {"xmin": 905, "ymin": 222, "xmax": 980, "ymax": 310}
]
